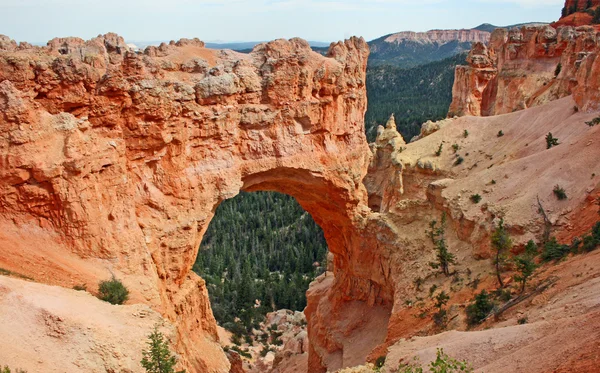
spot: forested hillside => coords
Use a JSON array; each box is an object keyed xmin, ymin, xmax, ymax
[
  {"xmin": 193, "ymin": 192, "xmax": 327, "ymax": 337},
  {"xmin": 368, "ymin": 37, "xmax": 472, "ymax": 68},
  {"xmin": 365, "ymin": 52, "xmax": 466, "ymax": 141}
]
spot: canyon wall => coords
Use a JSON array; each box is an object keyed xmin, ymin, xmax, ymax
[
  {"xmin": 383, "ymin": 30, "xmax": 490, "ymax": 45},
  {"xmin": 449, "ymin": 24, "xmax": 600, "ymax": 117},
  {"xmin": 0, "ymin": 33, "xmax": 389, "ymax": 372}
]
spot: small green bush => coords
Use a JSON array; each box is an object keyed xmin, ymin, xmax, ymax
[
  {"xmin": 1, "ymin": 366, "xmax": 27, "ymax": 373},
  {"xmin": 541, "ymin": 237, "xmax": 570, "ymax": 262},
  {"xmin": 463, "ymin": 130, "xmax": 469, "ymax": 138},
  {"xmin": 524, "ymin": 240, "xmax": 538, "ymax": 256},
  {"xmin": 435, "ymin": 143, "xmax": 443, "ymax": 156},
  {"xmin": 497, "ymin": 130, "xmax": 504, "ymax": 137},
  {"xmin": 546, "ymin": 133, "xmax": 559, "ymax": 149},
  {"xmin": 452, "ymin": 144, "xmax": 459, "ymax": 153},
  {"xmin": 585, "ymin": 116, "xmax": 600, "ymax": 127},
  {"xmin": 554, "ymin": 62, "xmax": 562, "ymax": 77},
  {"xmin": 98, "ymin": 277, "xmax": 129, "ymax": 305},
  {"xmin": 553, "ymin": 185, "xmax": 567, "ymax": 200},
  {"xmin": 518, "ymin": 317, "xmax": 528, "ymax": 325},
  {"xmin": 466, "ymin": 290, "xmax": 495, "ymax": 325},
  {"xmin": 470, "ymin": 194, "xmax": 482, "ymax": 204},
  {"xmin": 454, "ymin": 156, "xmax": 464, "ymax": 166},
  {"xmin": 581, "ymin": 222, "xmax": 600, "ymax": 252},
  {"xmin": 375, "ymin": 356, "xmax": 386, "ymax": 368},
  {"xmin": 398, "ymin": 349, "xmax": 473, "ymax": 373}
]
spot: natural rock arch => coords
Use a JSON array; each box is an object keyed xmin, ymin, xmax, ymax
[{"xmin": 0, "ymin": 33, "xmax": 393, "ymax": 372}]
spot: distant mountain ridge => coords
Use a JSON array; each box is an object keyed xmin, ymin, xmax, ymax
[
  {"xmin": 382, "ymin": 29, "xmax": 490, "ymax": 45},
  {"xmin": 473, "ymin": 22, "xmax": 550, "ymax": 33},
  {"xmin": 367, "ymin": 22, "xmax": 548, "ymax": 68},
  {"xmin": 367, "ymin": 30, "xmax": 485, "ymax": 68},
  {"xmin": 127, "ymin": 40, "xmax": 330, "ymax": 51}
]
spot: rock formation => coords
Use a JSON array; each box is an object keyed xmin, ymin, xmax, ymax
[
  {"xmin": 1, "ymin": 7, "xmax": 600, "ymax": 373},
  {"xmin": 0, "ymin": 32, "xmax": 376, "ymax": 372},
  {"xmin": 449, "ymin": 24, "xmax": 600, "ymax": 117}
]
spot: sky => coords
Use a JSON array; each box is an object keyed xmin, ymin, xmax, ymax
[{"xmin": 1, "ymin": 0, "xmax": 564, "ymax": 44}]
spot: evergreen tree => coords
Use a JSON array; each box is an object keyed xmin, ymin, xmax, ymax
[
  {"xmin": 141, "ymin": 326, "xmax": 185, "ymax": 373},
  {"xmin": 427, "ymin": 213, "xmax": 456, "ymax": 276},
  {"xmin": 491, "ymin": 219, "xmax": 512, "ymax": 288},
  {"xmin": 514, "ymin": 254, "xmax": 536, "ymax": 293}
]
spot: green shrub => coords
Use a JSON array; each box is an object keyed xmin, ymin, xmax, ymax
[
  {"xmin": 98, "ymin": 277, "xmax": 129, "ymax": 305},
  {"xmin": 260, "ymin": 346, "xmax": 271, "ymax": 357},
  {"xmin": 466, "ymin": 290, "xmax": 495, "ymax": 325},
  {"xmin": 452, "ymin": 144, "xmax": 459, "ymax": 153},
  {"xmin": 524, "ymin": 240, "xmax": 538, "ymax": 256},
  {"xmin": 1, "ymin": 366, "xmax": 27, "ymax": 373},
  {"xmin": 553, "ymin": 185, "xmax": 567, "ymax": 200},
  {"xmin": 141, "ymin": 326, "xmax": 185, "ymax": 373},
  {"xmin": 435, "ymin": 143, "xmax": 443, "ymax": 156},
  {"xmin": 398, "ymin": 349, "xmax": 473, "ymax": 373},
  {"xmin": 581, "ymin": 222, "xmax": 600, "ymax": 252},
  {"xmin": 518, "ymin": 317, "xmax": 528, "ymax": 325},
  {"xmin": 585, "ymin": 116, "xmax": 600, "ymax": 127},
  {"xmin": 463, "ymin": 130, "xmax": 469, "ymax": 138},
  {"xmin": 454, "ymin": 156, "xmax": 464, "ymax": 166},
  {"xmin": 497, "ymin": 130, "xmax": 504, "ymax": 137},
  {"xmin": 470, "ymin": 194, "xmax": 482, "ymax": 204},
  {"xmin": 375, "ymin": 356, "xmax": 386, "ymax": 368},
  {"xmin": 554, "ymin": 62, "xmax": 562, "ymax": 77},
  {"xmin": 541, "ymin": 237, "xmax": 570, "ymax": 262},
  {"xmin": 546, "ymin": 133, "xmax": 559, "ymax": 149}
]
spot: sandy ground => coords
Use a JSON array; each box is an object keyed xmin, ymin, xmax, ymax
[
  {"xmin": 0, "ymin": 275, "xmax": 174, "ymax": 373},
  {"xmin": 382, "ymin": 249, "xmax": 600, "ymax": 373}
]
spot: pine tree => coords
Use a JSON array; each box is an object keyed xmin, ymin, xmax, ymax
[
  {"xmin": 427, "ymin": 213, "xmax": 456, "ymax": 276},
  {"xmin": 514, "ymin": 255, "xmax": 536, "ymax": 293},
  {"xmin": 141, "ymin": 326, "xmax": 185, "ymax": 373},
  {"xmin": 491, "ymin": 219, "xmax": 512, "ymax": 288}
]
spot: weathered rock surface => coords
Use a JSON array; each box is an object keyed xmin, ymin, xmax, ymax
[
  {"xmin": 449, "ymin": 24, "xmax": 600, "ymax": 117},
  {"xmin": 0, "ymin": 275, "xmax": 174, "ymax": 373},
  {"xmin": 0, "ymin": 33, "xmax": 374, "ymax": 372}
]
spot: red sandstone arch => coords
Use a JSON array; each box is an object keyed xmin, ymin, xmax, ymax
[{"xmin": 0, "ymin": 33, "xmax": 392, "ymax": 372}]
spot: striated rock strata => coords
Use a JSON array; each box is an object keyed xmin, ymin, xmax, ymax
[{"xmin": 449, "ymin": 24, "xmax": 600, "ymax": 117}]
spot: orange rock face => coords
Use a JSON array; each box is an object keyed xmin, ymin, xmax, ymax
[
  {"xmin": 0, "ymin": 33, "xmax": 378, "ymax": 372},
  {"xmin": 449, "ymin": 25, "xmax": 600, "ymax": 117}
]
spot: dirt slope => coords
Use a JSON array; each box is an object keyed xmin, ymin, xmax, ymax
[{"xmin": 0, "ymin": 275, "xmax": 173, "ymax": 373}]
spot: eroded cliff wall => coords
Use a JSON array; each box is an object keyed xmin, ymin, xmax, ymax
[
  {"xmin": 0, "ymin": 33, "xmax": 380, "ymax": 372},
  {"xmin": 449, "ymin": 25, "xmax": 600, "ymax": 117}
]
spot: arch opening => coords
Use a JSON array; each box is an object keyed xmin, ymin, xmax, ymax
[{"xmin": 193, "ymin": 190, "xmax": 328, "ymax": 344}]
